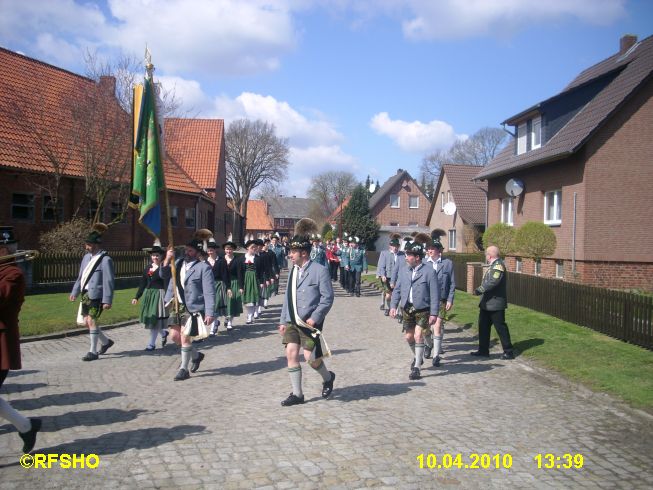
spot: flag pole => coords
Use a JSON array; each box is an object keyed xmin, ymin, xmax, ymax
[{"xmin": 145, "ymin": 51, "xmax": 179, "ymax": 319}]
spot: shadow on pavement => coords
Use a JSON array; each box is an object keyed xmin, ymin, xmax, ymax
[
  {"xmin": 0, "ymin": 408, "xmax": 147, "ymax": 435},
  {"xmin": 332, "ymin": 382, "xmax": 426, "ymax": 402},
  {"xmin": 1, "ymin": 382, "xmax": 48, "ymax": 393},
  {"xmin": 513, "ymin": 338, "xmax": 544, "ymax": 354},
  {"xmin": 8, "ymin": 391, "xmax": 125, "ymax": 411},
  {"xmin": 5, "ymin": 369, "xmax": 40, "ymax": 378},
  {"xmin": 438, "ymin": 361, "xmax": 503, "ymax": 375}
]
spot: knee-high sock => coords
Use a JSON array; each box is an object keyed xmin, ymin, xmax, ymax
[
  {"xmin": 408, "ymin": 341, "xmax": 415, "ymax": 354},
  {"xmin": 414, "ymin": 342, "xmax": 425, "ymax": 368},
  {"xmin": 0, "ymin": 398, "xmax": 31, "ymax": 433},
  {"xmin": 96, "ymin": 327, "xmax": 109, "ymax": 344},
  {"xmin": 180, "ymin": 346, "xmax": 192, "ymax": 371},
  {"xmin": 89, "ymin": 329, "xmax": 99, "ymax": 354},
  {"xmin": 148, "ymin": 327, "xmax": 159, "ymax": 346},
  {"xmin": 424, "ymin": 334, "xmax": 433, "ymax": 348},
  {"xmin": 289, "ymin": 366, "xmax": 302, "ymax": 397},
  {"xmin": 191, "ymin": 346, "xmax": 200, "ymax": 361},
  {"xmin": 439, "ymin": 329, "xmax": 445, "ymax": 354},
  {"xmin": 246, "ymin": 305, "xmax": 255, "ymax": 318},
  {"xmin": 312, "ymin": 361, "xmax": 330, "ymax": 382},
  {"xmin": 433, "ymin": 335, "xmax": 443, "ymax": 358}
]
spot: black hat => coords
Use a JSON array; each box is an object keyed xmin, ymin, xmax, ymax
[
  {"xmin": 207, "ymin": 238, "xmax": 219, "ymax": 249},
  {"xmin": 222, "ymin": 241, "xmax": 237, "ymax": 249},
  {"xmin": 0, "ymin": 226, "xmax": 17, "ymax": 245},
  {"xmin": 290, "ymin": 218, "xmax": 318, "ymax": 251},
  {"xmin": 186, "ymin": 238, "xmax": 204, "ymax": 252},
  {"xmin": 405, "ymin": 242, "xmax": 425, "ymax": 256},
  {"xmin": 244, "ymin": 239, "xmax": 258, "ymax": 248},
  {"xmin": 263, "ymin": 238, "xmax": 271, "ymax": 244},
  {"xmin": 85, "ymin": 223, "xmax": 107, "ymax": 244},
  {"xmin": 389, "ymin": 238, "xmax": 400, "ymax": 247},
  {"xmin": 431, "ymin": 239, "xmax": 444, "ymax": 250}
]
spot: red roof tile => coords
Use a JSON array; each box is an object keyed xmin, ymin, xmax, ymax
[{"xmin": 245, "ymin": 200, "xmax": 273, "ymax": 231}]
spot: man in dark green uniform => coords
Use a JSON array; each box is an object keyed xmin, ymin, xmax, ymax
[{"xmin": 471, "ymin": 245, "xmax": 514, "ymax": 360}]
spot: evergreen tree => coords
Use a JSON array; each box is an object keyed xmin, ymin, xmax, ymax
[
  {"xmin": 365, "ymin": 175, "xmax": 371, "ymax": 193},
  {"xmin": 342, "ymin": 184, "xmax": 380, "ymax": 251}
]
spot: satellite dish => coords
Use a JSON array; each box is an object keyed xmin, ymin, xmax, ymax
[
  {"xmin": 443, "ymin": 202, "xmax": 457, "ymax": 216},
  {"xmin": 505, "ymin": 178, "xmax": 525, "ymax": 197},
  {"xmin": 369, "ymin": 183, "xmax": 376, "ymax": 193}
]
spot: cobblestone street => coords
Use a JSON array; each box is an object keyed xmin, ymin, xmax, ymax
[{"xmin": 1, "ymin": 277, "xmax": 652, "ymax": 489}]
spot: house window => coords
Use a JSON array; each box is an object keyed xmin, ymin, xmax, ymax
[
  {"xmin": 87, "ymin": 200, "xmax": 103, "ymax": 222},
  {"xmin": 447, "ymin": 191, "xmax": 451, "ymax": 203},
  {"xmin": 517, "ymin": 122, "xmax": 527, "ymax": 155},
  {"xmin": 170, "ymin": 206, "xmax": 178, "ymax": 226},
  {"xmin": 185, "ymin": 208, "xmax": 196, "ymax": 228},
  {"xmin": 42, "ymin": 195, "xmax": 63, "ymax": 222},
  {"xmin": 390, "ymin": 194, "xmax": 400, "ymax": 208},
  {"xmin": 409, "ymin": 196, "xmax": 419, "ymax": 209},
  {"xmin": 535, "ymin": 259, "xmax": 541, "ymax": 276},
  {"xmin": 441, "ymin": 192, "xmax": 445, "ymax": 211},
  {"xmin": 532, "ymin": 116, "xmax": 542, "ymax": 149},
  {"xmin": 556, "ymin": 260, "xmax": 564, "ymax": 279},
  {"xmin": 278, "ymin": 218, "xmax": 285, "ymax": 228},
  {"xmin": 544, "ymin": 190, "xmax": 562, "ymax": 225},
  {"xmin": 408, "ymin": 221, "xmax": 418, "ymax": 226},
  {"xmin": 515, "ymin": 257, "xmax": 523, "ymax": 273},
  {"xmin": 501, "ymin": 197, "xmax": 514, "ymax": 226},
  {"xmin": 389, "ymin": 222, "xmax": 399, "ymax": 226},
  {"xmin": 448, "ymin": 229, "xmax": 457, "ymax": 250},
  {"xmin": 11, "ymin": 193, "xmax": 35, "ymax": 221},
  {"xmin": 109, "ymin": 202, "xmax": 126, "ymax": 223}
]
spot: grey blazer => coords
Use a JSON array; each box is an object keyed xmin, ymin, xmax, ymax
[
  {"xmin": 390, "ymin": 262, "xmax": 441, "ymax": 315},
  {"xmin": 426, "ymin": 257, "xmax": 456, "ymax": 304},
  {"xmin": 71, "ymin": 252, "xmax": 115, "ymax": 305},
  {"xmin": 377, "ymin": 250, "xmax": 405, "ymax": 280},
  {"xmin": 390, "ymin": 254, "xmax": 408, "ymax": 287},
  {"xmin": 280, "ymin": 261, "xmax": 334, "ymax": 325},
  {"xmin": 161, "ymin": 259, "xmax": 216, "ymax": 317}
]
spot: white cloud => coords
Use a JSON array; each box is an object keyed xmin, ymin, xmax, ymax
[
  {"xmin": 289, "ymin": 145, "xmax": 358, "ymax": 168},
  {"xmin": 370, "ymin": 112, "xmax": 464, "ymax": 153}
]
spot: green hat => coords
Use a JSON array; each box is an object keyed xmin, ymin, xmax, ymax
[
  {"xmin": 405, "ymin": 242, "xmax": 425, "ymax": 256},
  {"xmin": 85, "ymin": 223, "xmax": 107, "ymax": 244},
  {"xmin": 389, "ymin": 239, "xmax": 400, "ymax": 247}
]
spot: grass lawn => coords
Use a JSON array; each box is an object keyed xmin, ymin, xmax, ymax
[
  {"xmin": 362, "ymin": 277, "xmax": 653, "ymax": 411},
  {"xmin": 20, "ymin": 288, "xmax": 139, "ymax": 337}
]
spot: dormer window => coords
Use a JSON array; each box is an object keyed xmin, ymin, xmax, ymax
[{"xmin": 516, "ymin": 115, "xmax": 542, "ymax": 155}]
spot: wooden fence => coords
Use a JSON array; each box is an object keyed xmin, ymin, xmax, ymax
[{"xmin": 32, "ymin": 251, "xmax": 149, "ymax": 284}]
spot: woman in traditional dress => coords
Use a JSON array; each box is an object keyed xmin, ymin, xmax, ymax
[
  {"xmin": 240, "ymin": 240, "xmax": 264, "ymax": 324},
  {"xmin": 223, "ymin": 241, "xmax": 242, "ymax": 330},
  {"xmin": 132, "ymin": 245, "xmax": 169, "ymax": 350},
  {"xmin": 206, "ymin": 240, "xmax": 230, "ymax": 335}
]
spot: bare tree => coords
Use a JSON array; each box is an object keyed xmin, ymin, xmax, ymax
[
  {"xmin": 449, "ymin": 127, "xmax": 506, "ymax": 166},
  {"xmin": 255, "ymin": 181, "xmax": 283, "ymax": 201},
  {"xmin": 419, "ymin": 149, "xmax": 450, "ymax": 187},
  {"xmin": 225, "ymin": 119, "xmax": 290, "ymax": 224},
  {"xmin": 308, "ymin": 170, "xmax": 357, "ymax": 219}
]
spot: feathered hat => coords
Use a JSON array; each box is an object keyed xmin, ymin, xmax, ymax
[
  {"xmin": 389, "ymin": 232, "xmax": 401, "ymax": 247},
  {"xmin": 413, "ymin": 232, "xmax": 431, "ymax": 246},
  {"xmin": 85, "ymin": 222, "xmax": 108, "ymax": 244},
  {"xmin": 193, "ymin": 228, "xmax": 213, "ymax": 252},
  {"xmin": 291, "ymin": 218, "xmax": 318, "ymax": 250}
]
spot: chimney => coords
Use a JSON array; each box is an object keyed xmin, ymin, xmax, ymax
[
  {"xmin": 397, "ymin": 168, "xmax": 403, "ymax": 174},
  {"xmin": 620, "ymin": 34, "xmax": 637, "ymax": 55},
  {"xmin": 98, "ymin": 75, "xmax": 116, "ymax": 96}
]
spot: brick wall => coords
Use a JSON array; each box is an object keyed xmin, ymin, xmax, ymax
[{"xmin": 372, "ymin": 176, "xmax": 430, "ymax": 228}]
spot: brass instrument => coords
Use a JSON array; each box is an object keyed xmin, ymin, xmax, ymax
[{"xmin": 0, "ymin": 250, "xmax": 39, "ymax": 264}]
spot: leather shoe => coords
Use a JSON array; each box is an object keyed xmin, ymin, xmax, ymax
[
  {"xmin": 19, "ymin": 418, "xmax": 42, "ymax": 453},
  {"xmin": 384, "ymin": 309, "xmax": 390, "ymax": 316},
  {"xmin": 470, "ymin": 350, "xmax": 490, "ymax": 357},
  {"xmin": 174, "ymin": 368, "xmax": 190, "ymax": 381},
  {"xmin": 190, "ymin": 352, "xmax": 205, "ymax": 373},
  {"xmin": 281, "ymin": 393, "xmax": 305, "ymax": 406},
  {"xmin": 502, "ymin": 352, "xmax": 515, "ymax": 360},
  {"xmin": 161, "ymin": 330, "xmax": 168, "ymax": 347},
  {"xmin": 144, "ymin": 345, "xmax": 155, "ymax": 351},
  {"xmin": 379, "ymin": 305, "xmax": 385, "ymax": 310},
  {"xmin": 424, "ymin": 345, "xmax": 432, "ymax": 359},
  {"xmin": 409, "ymin": 367, "xmax": 421, "ymax": 380},
  {"xmin": 433, "ymin": 355, "xmax": 441, "ymax": 367},
  {"xmin": 321, "ymin": 371, "xmax": 336, "ymax": 398},
  {"xmin": 82, "ymin": 352, "xmax": 98, "ymax": 361},
  {"xmin": 99, "ymin": 339, "xmax": 114, "ymax": 355}
]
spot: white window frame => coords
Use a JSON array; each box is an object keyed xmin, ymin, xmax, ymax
[
  {"xmin": 534, "ymin": 259, "xmax": 542, "ymax": 276},
  {"xmin": 531, "ymin": 116, "xmax": 542, "ymax": 149},
  {"xmin": 517, "ymin": 122, "xmax": 527, "ymax": 155},
  {"xmin": 447, "ymin": 190, "xmax": 451, "ymax": 203},
  {"xmin": 555, "ymin": 260, "xmax": 564, "ymax": 279},
  {"xmin": 544, "ymin": 190, "xmax": 562, "ymax": 225},
  {"xmin": 170, "ymin": 206, "xmax": 179, "ymax": 227},
  {"xmin": 185, "ymin": 208, "xmax": 196, "ymax": 228},
  {"xmin": 440, "ymin": 192, "xmax": 445, "ymax": 211},
  {"xmin": 409, "ymin": 195, "xmax": 419, "ymax": 209},
  {"xmin": 390, "ymin": 194, "xmax": 400, "ymax": 208},
  {"xmin": 448, "ymin": 229, "xmax": 457, "ymax": 251},
  {"xmin": 515, "ymin": 257, "xmax": 522, "ymax": 273},
  {"xmin": 501, "ymin": 197, "xmax": 514, "ymax": 226}
]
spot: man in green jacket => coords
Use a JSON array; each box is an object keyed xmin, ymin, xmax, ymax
[{"xmin": 471, "ymin": 245, "xmax": 514, "ymax": 360}]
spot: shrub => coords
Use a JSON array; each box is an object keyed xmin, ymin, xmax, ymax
[
  {"xmin": 482, "ymin": 223, "xmax": 516, "ymax": 255},
  {"xmin": 39, "ymin": 218, "xmax": 91, "ymax": 254},
  {"xmin": 514, "ymin": 221, "xmax": 557, "ymax": 260}
]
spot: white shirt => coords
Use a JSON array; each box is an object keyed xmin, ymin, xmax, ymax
[
  {"xmin": 408, "ymin": 263, "xmax": 424, "ymax": 303},
  {"xmin": 296, "ymin": 260, "xmax": 311, "ymax": 281}
]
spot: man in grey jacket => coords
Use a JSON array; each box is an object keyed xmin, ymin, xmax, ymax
[
  {"xmin": 70, "ymin": 224, "xmax": 115, "ymax": 362},
  {"xmin": 161, "ymin": 239, "xmax": 215, "ymax": 381},
  {"xmin": 390, "ymin": 241, "xmax": 440, "ymax": 380},
  {"xmin": 278, "ymin": 220, "xmax": 335, "ymax": 406},
  {"xmin": 377, "ymin": 237, "xmax": 404, "ymax": 316}
]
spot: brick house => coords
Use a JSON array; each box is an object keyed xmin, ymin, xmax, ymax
[
  {"xmin": 426, "ymin": 164, "xmax": 487, "ymax": 253},
  {"xmin": 0, "ymin": 47, "xmax": 226, "ymax": 251},
  {"xmin": 369, "ymin": 169, "xmax": 431, "ymax": 250},
  {"xmin": 242, "ymin": 199, "xmax": 274, "ymax": 241},
  {"xmin": 475, "ymin": 34, "xmax": 653, "ymax": 290}
]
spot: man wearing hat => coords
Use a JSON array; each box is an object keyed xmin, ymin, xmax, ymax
[
  {"xmin": 269, "ymin": 234, "xmax": 286, "ymax": 294},
  {"xmin": 377, "ymin": 235, "xmax": 404, "ymax": 315},
  {"xmin": 390, "ymin": 236, "xmax": 413, "ymax": 323},
  {"xmin": 0, "ymin": 226, "xmax": 41, "ymax": 452},
  {"xmin": 346, "ymin": 237, "xmax": 367, "ymax": 297},
  {"xmin": 336, "ymin": 234, "xmax": 350, "ymax": 290},
  {"xmin": 70, "ymin": 223, "xmax": 116, "ymax": 361},
  {"xmin": 278, "ymin": 219, "xmax": 335, "ymax": 406},
  {"xmin": 424, "ymin": 239, "xmax": 455, "ymax": 366},
  {"xmin": 389, "ymin": 241, "xmax": 440, "ymax": 381},
  {"xmin": 161, "ymin": 238, "xmax": 215, "ymax": 381},
  {"xmin": 310, "ymin": 234, "xmax": 327, "ymax": 267}
]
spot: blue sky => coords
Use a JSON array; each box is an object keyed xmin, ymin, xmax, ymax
[{"xmin": 1, "ymin": 0, "xmax": 652, "ymax": 196}]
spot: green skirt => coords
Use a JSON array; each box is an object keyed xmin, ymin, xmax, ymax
[
  {"xmin": 242, "ymin": 270, "xmax": 259, "ymax": 305},
  {"xmin": 215, "ymin": 281, "xmax": 228, "ymax": 317},
  {"xmin": 140, "ymin": 288, "xmax": 167, "ymax": 328},
  {"xmin": 226, "ymin": 278, "xmax": 243, "ymax": 317}
]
